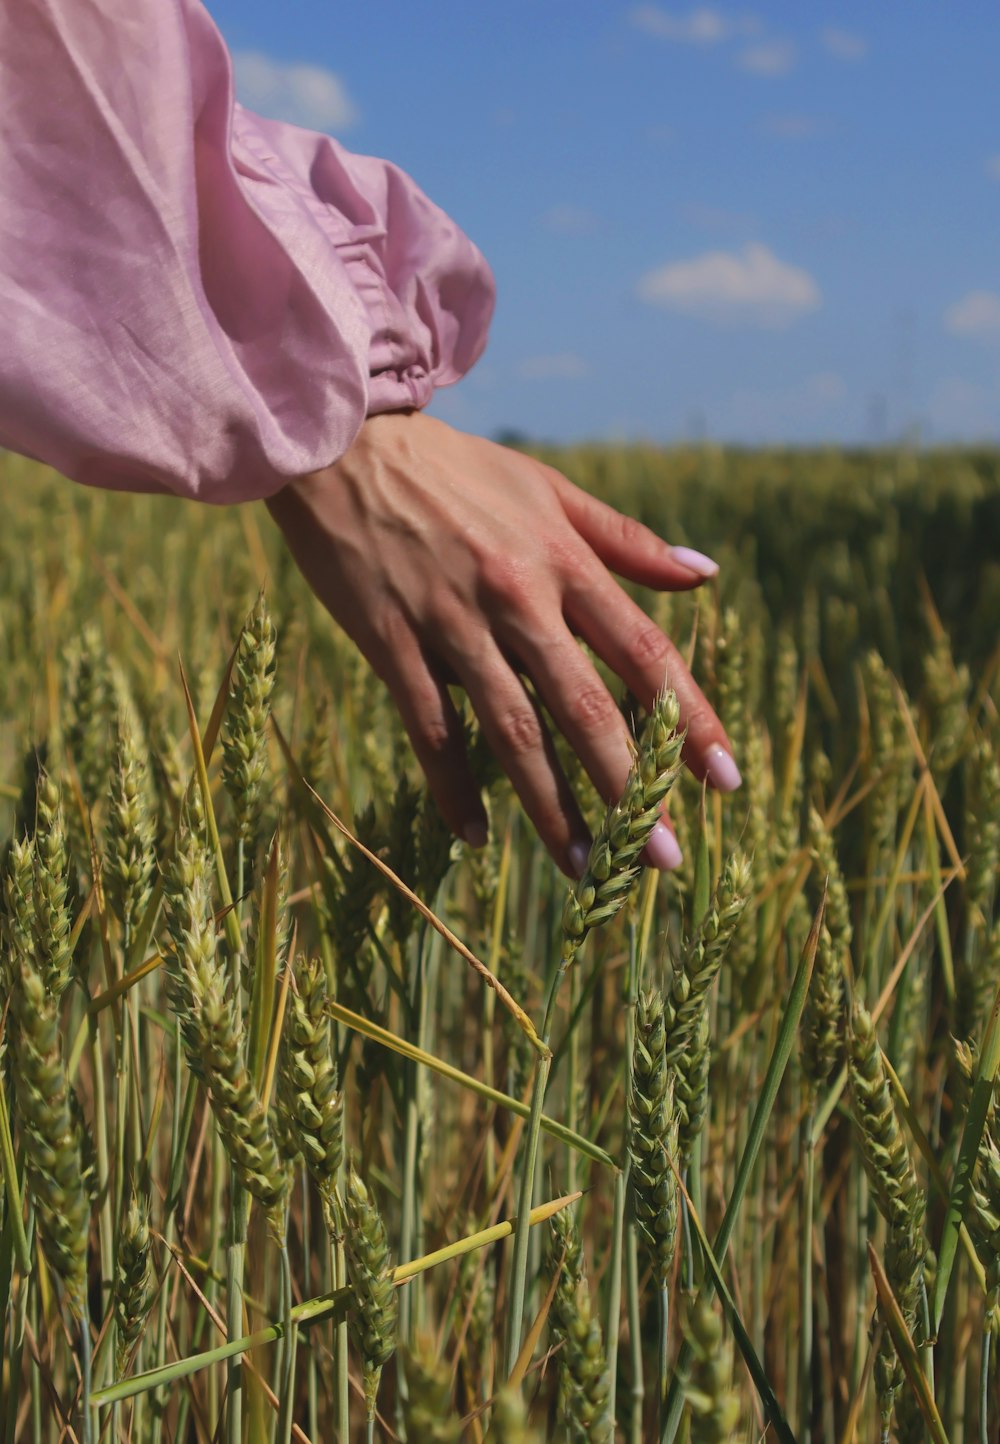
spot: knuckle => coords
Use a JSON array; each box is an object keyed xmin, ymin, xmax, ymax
[
  {"xmin": 414, "ymin": 712, "xmax": 453, "ymax": 759},
  {"xmin": 495, "ymin": 704, "xmax": 543, "ymax": 758},
  {"xmin": 681, "ymin": 697, "xmax": 717, "ymax": 740},
  {"xmin": 543, "ymin": 531, "xmax": 580, "ymax": 575},
  {"xmin": 615, "ymin": 512, "xmax": 648, "ymax": 552},
  {"xmin": 479, "ymin": 554, "xmax": 531, "ymax": 610},
  {"xmin": 401, "ymin": 684, "xmax": 452, "ymax": 759},
  {"xmin": 535, "ymin": 459, "xmax": 566, "ymax": 491},
  {"xmin": 572, "ymin": 682, "xmax": 619, "ymax": 732},
  {"xmin": 627, "ymin": 622, "xmax": 672, "ymax": 673}
]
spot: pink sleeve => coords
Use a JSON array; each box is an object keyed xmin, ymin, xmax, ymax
[{"xmin": 0, "ymin": 0, "xmax": 495, "ymax": 504}]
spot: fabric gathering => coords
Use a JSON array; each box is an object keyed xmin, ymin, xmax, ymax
[{"xmin": 0, "ymin": 0, "xmax": 496, "ymax": 504}]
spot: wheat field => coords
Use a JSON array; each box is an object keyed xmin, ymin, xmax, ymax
[{"xmin": 0, "ymin": 444, "xmax": 997, "ymax": 1442}]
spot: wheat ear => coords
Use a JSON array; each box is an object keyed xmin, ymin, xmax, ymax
[
  {"xmin": 344, "ymin": 1163, "xmax": 398, "ymax": 1421},
  {"xmin": 9, "ymin": 950, "xmax": 91, "ymax": 1315},
  {"xmin": 562, "ymin": 689, "xmax": 684, "ymax": 961},
  {"xmin": 276, "ymin": 953, "xmax": 343, "ymax": 1213},
  {"xmin": 114, "ymin": 1186, "xmax": 154, "ymax": 1373},
  {"xmin": 400, "ymin": 1337, "xmax": 462, "ymax": 1442},
  {"xmin": 629, "ymin": 988, "xmax": 680, "ymax": 1287},
  {"xmin": 683, "ymin": 1296, "xmax": 742, "ymax": 1444},
  {"xmin": 848, "ymin": 1003, "xmax": 927, "ymax": 1432},
  {"xmin": 546, "ymin": 1209, "xmax": 613, "ymax": 1442},
  {"xmin": 222, "ymin": 591, "xmax": 276, "ymax": 850},
  {"xmin": 164, "ymin": 815, "xmax": 288, "ymax": 1232}
]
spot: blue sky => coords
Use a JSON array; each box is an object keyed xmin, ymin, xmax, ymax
[{"xmin": 207, "ymin": 1, "xmax": 1000, "ymax": 446}]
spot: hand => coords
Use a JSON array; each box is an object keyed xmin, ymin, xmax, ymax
[{"xmin": 265, "ymin": 411, "xmax": 740, "ymax": 877}]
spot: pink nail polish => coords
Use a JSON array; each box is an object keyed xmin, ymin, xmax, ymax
[
  {"xmin": 672, "ymin": 546, "xmax": 719, "ymax": 579},
  {"xmin": 569, "ymin": 840, "xmax": 591, "ymax": 879},
  {"xmin": 463, "ymin": 820, "xmax": 488, "ymax": 848},
  {"xmin": 705, "ymin": 744, "xmax": 742, "ymax": 792},
  {"xmin": 645, "ymin": 821, "xmax": 683, "ymax": 871}
]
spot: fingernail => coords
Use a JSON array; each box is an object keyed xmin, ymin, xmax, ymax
[
  {"xmin": 463, "ymin": 819, "xmax": 489, "ymax": 848},
  {"xmin": 569, "ymin": 839, "xmax": 591, "ymax": 879},
  {"xmin": 705, "ymin": 743, "xmax": 742, "ymax": 792},
  {"xmin": 645, "ymin": 821, "xmax": 683, "ymax": 871},
  {"xmin": 672, "ymin": 546, "xmax": 719, "ymax": 579}
]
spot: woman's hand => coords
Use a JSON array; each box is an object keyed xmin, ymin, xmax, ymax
[{"xmin": 266, "ymin": 410, "xmax": 740, "ymax": 877}]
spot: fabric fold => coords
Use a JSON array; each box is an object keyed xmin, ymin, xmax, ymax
[{"xmin": 0, "ymin": 0, "xmax": 495, "ymax": 504}]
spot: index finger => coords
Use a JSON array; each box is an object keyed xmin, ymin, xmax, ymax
[
  {"xmin": 545, "ymin": 463, "xmax": 720, "ymax": 591},
  {"xmin": 564, "ymin": 565, "xmax": 742, "ymax": 792}
]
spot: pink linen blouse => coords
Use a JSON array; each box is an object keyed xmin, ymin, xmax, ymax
[{"xmin": 0, "ymin": 0, "xmax": 495, "ymax": 503}]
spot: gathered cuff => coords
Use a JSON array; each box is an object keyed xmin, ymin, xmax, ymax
[
  {"xmin": 367, "ymin": 366, "xmax": 435, "ymax": 414},
  {"xmin": 233, "ymin": 104, "xmax": 496, "ymax": 412}
]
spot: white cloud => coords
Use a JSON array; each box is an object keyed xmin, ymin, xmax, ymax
[
  {"xmin": 944, "ymin": 291, "xmax": 1000, "ymax": 338},
  {"xmin": 540, "ymin": 205, "xmax": 599, "ymax": 235},
  {"xmin": 629, "ymin": 5, "xmax": 759, "ymax": 43},
  {"xmin": 233, "ymin": 52, "xmax": 359, "ymax": 132},
  {"xmin": 516, "ymin": 353, "xmax": 590, "ymax": 380},
  {"xmin": 637, "ymin": 243, "xmax": 820, "ymax": 327},
  {"xmin": 738, "ymin": 40, "xmax": 796, "ymax": 76},
  {"xmin": 986, "ymin": 155, "xmax": 1000, "ymax": 181},
  {"xmin": 821, "ymin": 27, "xmax": 868, "ymax": 62}
]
